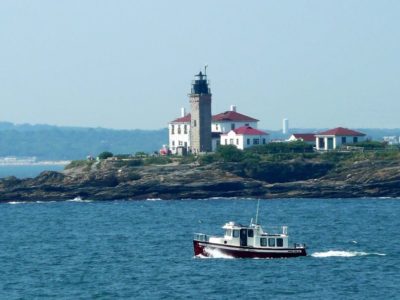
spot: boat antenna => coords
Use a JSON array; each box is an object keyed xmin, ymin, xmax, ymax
[{"xmin": 255, "ymin": 199, "xmax": 260, "ymax": 225}]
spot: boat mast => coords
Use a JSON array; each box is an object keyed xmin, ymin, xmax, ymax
[{"xmin": 255, "ymin": 199, "xmax": 260, "ymax": 225}]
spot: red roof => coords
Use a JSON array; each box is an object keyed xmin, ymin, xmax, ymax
[
  {"xmin": 292, "ymin": 133, "xmax": 316, "ymax": 142},
  {"xmin": 317, "ymin": 127, "xmax": 365, "ymax": 136},
  {"xmin": 232, "ymin": 126, "xmax": 268, "ymax": 136},
  {"xmin": 171, "ymin": 114, "xmax": 191, "ymax": 123},
  {"xmin": 171, "ymin": 110, "xmax": 258, "ymax": 123},
  {"xmin": 212, "ymin": 111, "xmax": 258, "ymax": 122}
]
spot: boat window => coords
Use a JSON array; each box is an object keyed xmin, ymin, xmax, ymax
[
  {"xmin": 248, "ymin": 229, "xmax": 254, "ymax": 237},
  {"xmin": 277, "ymin": 238, "xmax": 283, "ymax": 247},
  {"xmin": 225, "ymin": 229, "xmax": 232, "ymax": 237},
  {"xmin": 260, "ymin": 238, "xmax": 267, "ymax": 246},
  {"xmin": 268, "ymin": 238, "xmax": 275, "ymax": 247},
  {"xmin": 233, "ymin": 230, "xmax": 240, "ymax": 238}
]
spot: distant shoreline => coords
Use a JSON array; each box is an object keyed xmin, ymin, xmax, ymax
[{"xmin": 0, "ymin": 161, "xmax": 70, "ymax": 166}]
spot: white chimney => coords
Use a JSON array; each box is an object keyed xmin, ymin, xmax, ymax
[
  {"xmin": 181, "ymin": 107, "xmax": 186, "ymax": 117},
  {"xmin": 230, "ymin": 105, "xmax": 237, "ymax": 112}
]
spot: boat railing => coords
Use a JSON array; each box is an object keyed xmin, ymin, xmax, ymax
[
  {"xmin": 262, "ymin": 226, "xmax": 288, "ymax": 235},
  {"xmin": 194, "ymin": 233, "xmax": 209, "ymax": 242}
]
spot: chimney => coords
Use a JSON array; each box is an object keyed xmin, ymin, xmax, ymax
[
  {"xmin": 181, "ymin": 107, "xmax": 186, "ymax": 117},
  {"xmin": 230, "ymin": 105, "xmax": 237, "ymax": 112}
]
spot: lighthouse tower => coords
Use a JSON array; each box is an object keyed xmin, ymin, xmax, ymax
[{"xmin": 190, "ymin": 70, "xmax": 212, "ymax": 153}]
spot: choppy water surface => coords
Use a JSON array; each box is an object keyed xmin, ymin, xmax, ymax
[{"xmin": 1, "ymin": 198, "xmax": 399, "ymax": 299}]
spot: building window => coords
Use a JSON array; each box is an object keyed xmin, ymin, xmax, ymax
[
  {"xmin": 172, "ymin": 141, "xmax": 175, "ymax": 146},
  {"xmin": 215, "ymin": 124, "xmax": 219, "ymax": 131},
  {"xmin": 277, "ymin": 238, "xmax": 283, "ymax": 247},
  {"xmin": 236, "ymin": 139, "xmax": 239, "ymax": 145},
  {"xmin": 245, "ymin": 123, "xmax": 249, "ymax": 126},
  {"xmin": 262, "ymin": 138, "xmax": 266, "ymax": 144},
  {"xmin": 253, "ymin": 138, "xmax": 260, "ymax": 145},
  {"xmin": 353, "ymin": 137, "xmax": 358, "ymax": 143},
  {"xmin": 342, "ymin": 137, "xmax": 346, "ymax": 144},
  {"xmin": 231, "ymin": 123, "xmax": 235, "ymax": 130},
  {"xmin": 178, "ymin": 125, "xmax": 181, "ymax": 134},
  {"xmin": 268, "ymin": 238, "xmax": 275, "ymax": 247},
  {"xmin": 178, "ymin": 141, "xmax": 183, "ymax": 146},
  {"xmin": 224, "ymin": 139, "xmax": 227, "ymax": 145},
  {"xmin": 247, "ymin": 138, "xmax": 250, "ymax": 145},
  {"xmin": 171, "ymin": 125, "xmax": 175, "ymax": 134},
  {"xmin": 193, "ymin": 120, "xmax": 197, "ymax": 127},
  {"xmin": 229, "ymin": 139, "xmax": 234, "ymax": 145},
  {"xmin": 318, "ymin": 137, "xmax": 325, "ymax": 149},
  {"xmin": 184, "ymin": 125, "xmax": 187, "ymax": 134},
  {"xmin": 260, "ymin": 238, "xmax": 267, "ymax": 246}
]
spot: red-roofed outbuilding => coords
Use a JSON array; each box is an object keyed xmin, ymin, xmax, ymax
[
  {"xmin": 315, "ymin": 127, "xmax": 366, "ymax": 150},
  {"xmin": 221, "ymin": 126, "xmax": 269, "ymax": 150}
]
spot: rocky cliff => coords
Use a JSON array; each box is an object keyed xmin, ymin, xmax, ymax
[{"xmin": 1, "ymin": 156, "xmax": 400, "ymax": 202}]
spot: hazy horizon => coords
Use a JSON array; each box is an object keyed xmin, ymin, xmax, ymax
[{"xmin": 1, "ymin": 1, "xmax": 399, "ymax": 130}]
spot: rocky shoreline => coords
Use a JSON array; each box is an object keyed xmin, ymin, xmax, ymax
[{"xmin": 1, "ymin": 156, "xmax": 400, "ymax": 202}]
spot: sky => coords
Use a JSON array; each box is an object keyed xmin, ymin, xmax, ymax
[{"xmin": 1, "ymin": 1, "xmax": 399, "ymax": 130}]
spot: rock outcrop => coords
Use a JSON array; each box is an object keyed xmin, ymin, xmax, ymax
[{"xmin": 1, "ymin": 158, "xmax": 400, "ymax": 202}]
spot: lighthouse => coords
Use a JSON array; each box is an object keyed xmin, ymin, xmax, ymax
[{"xmin": 189, "ymin": 69, "xmax": 212, "ymax": 153}]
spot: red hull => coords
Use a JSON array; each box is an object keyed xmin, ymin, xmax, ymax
[{"xmin": 193, "ymin": 240, "xmax": 306, "ymax": 258}]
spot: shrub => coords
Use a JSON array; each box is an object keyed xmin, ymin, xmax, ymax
[
  {"xmin": 198, "ymin": 154, "xmax": 216, "ymax": 165},
  {"xmin": 246, "ymin": 141, "xmax": 313, "ymax": 154},
  {"xmin": 350, "ymin": 141, "xmax": 387, "ymax": 150},
  {"xmin": 64, "ymin": 160, "xmax": 94, "ymax": 170},
  {"xmin": 216, "ymin": 145, "xmax": 244, "ymax": 162},
  {"xmin": 98, "ymin": 151, "xmax": 113, "ymax": 160},
  {"xmin": 144, "ymin": 156, "xmax": 172, "ymax": 165}
]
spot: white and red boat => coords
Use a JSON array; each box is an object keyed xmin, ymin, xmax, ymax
[{"xmin": 193, "ymin": 204, "xmax": 307, "ymax": 258}]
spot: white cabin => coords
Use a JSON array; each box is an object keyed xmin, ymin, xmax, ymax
[{"xmin": 208, "ymin": 221, "xmax": 289, "ymax": 248}]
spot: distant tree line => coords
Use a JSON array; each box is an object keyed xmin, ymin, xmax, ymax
[{"xmin": 0, "ymin": 123, "xmax": 168, "ymax": 160}]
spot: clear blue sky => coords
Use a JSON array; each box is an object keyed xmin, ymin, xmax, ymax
[{"xmin": 1, "ymin": 1, "xmax": 399, "ymax": 130}]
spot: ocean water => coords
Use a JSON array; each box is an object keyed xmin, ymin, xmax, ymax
[
  {"xmin": 1, "ymin": 198, "xmax": 399, "ymax": 299},
  {"xmin": 0, "ymin": 165, "xmax": 65, "ymax": 179}
]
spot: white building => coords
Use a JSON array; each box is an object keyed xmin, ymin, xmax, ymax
[
  {"xmin": 212, "ymin": 105, "xmax": 258, "ymax": 133},
  {"xmin": 168, "ymin": 106, "xmax": 260, "ymax": 154},
  {"xmin": 220, "ymin": 126, "xmax": 269, "ymax": 150},
  {"xmin": 315, "ymin": 127, "xmax": 366, "ymax": 151},
  {"xmin": 383, "ymin": 136, "xmax": 400, "ymax": 145},
  {"xmin": 287, "ymin": 133, "xmax": 316, "ymax": 146},
  {"xmin": 169, "ymin": 113, "xmax": 191, "ymax": 153}
]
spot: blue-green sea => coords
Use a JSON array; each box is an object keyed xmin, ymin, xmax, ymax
[
  {"xmin": 1, "ymin": 197, "xmax": 399, "ymax": 299},
  {"xmin": 0, "ymin": 164, "xmax": 65, "ymax": 179}
]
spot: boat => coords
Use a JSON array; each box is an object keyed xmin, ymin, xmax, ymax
[{"xmin": 193, "ymin": 202, "xmax": 307, "ymax": 258}]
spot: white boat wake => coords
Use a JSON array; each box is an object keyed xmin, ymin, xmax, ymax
[
  {"xmin": 196, "ymin": 247, "xmax": 234, "ymax": 259},
  {"xmin": 67, "ymin": 197, "xmax": 93, "ymax": 203},
  {"xmin": 311, "ymin": 250, "xmax": 386, "ymax": 258}
]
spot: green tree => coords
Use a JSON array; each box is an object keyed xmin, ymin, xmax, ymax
[{"xmin": 98, "ymin": 151, "xmax": 114, "ymax": 160}]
